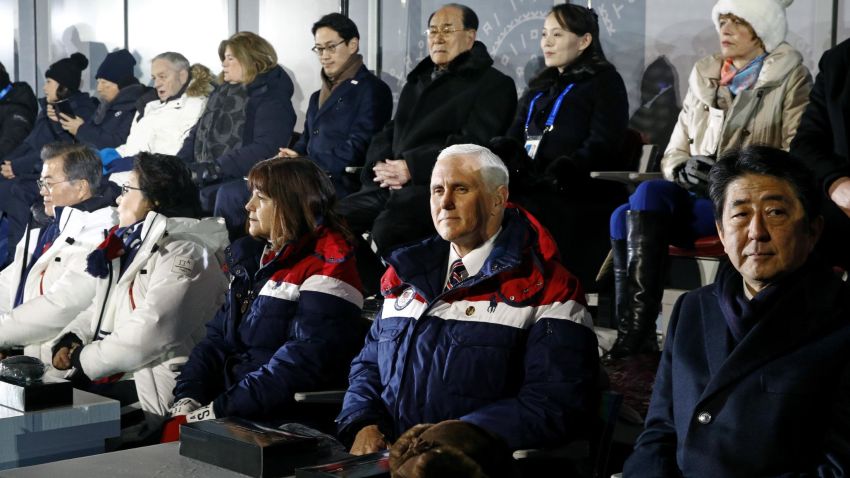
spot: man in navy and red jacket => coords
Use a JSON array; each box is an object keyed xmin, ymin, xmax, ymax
[{"xmin": 337, "ymin": 143, "xmax": 599, "ymax": 453}]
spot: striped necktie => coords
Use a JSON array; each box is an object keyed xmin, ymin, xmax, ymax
[{"xmin": 445, "ymin": 258, "xmax": 468, "ymax": 291}]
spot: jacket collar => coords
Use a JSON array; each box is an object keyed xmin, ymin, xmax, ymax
[
  {"xmin": 700, "ymin": 256, "xmax": 846, "ymax": 401},
  {"xmin": 382, "ymin": 206, "xmax": 552, "ymax": 303},
  {"xmin": 314, "ymin": 64, "xmax": 370, "ymax": 122},
  {"xmin": 691, "ymin": 42, "xmax": 803, "ymax": 105},
  {"xmin": 407, "ymin": 41, "xmax": 494, "ymax": 81}
]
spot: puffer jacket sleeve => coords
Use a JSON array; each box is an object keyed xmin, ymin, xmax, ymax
[
  {"xmin": 336, "ymin": 310, "xmax": 393, "ymax": 442},
  {"xmin": 211, "ymin": 270, "xmax": 363, "ymax": 419},
  {"xmin": 214, "ymin": 94, "xmax": 296, "ymax": 180},
  {"xmin": 661, "ymin": 85, "xmax": 697, "ymax": 180},
  {"xmin": 460, "ymin": 277, "xmax": 600, "ymax": 450},
  {"xmin": 171, "ymin": 302, "xmax": 232, "ymax": 405},
  {"xmin": 623, "ymin": 293, "xmax": 686, "ymax": 477},
  {"xmin": 778, "ymin": 63, "xmax": 812, "ymax": 151},
  {"xmin": 0, "ymin": 97, "xmax": 36, "ymax": 159},
  {"xmin": 0, "ymin": 244, "xmax": 101, "ymax": 348},
  {"xmin": 75, "ymin": 107, "xmax": 135, "ymax": 149},
  {"xmin": 77, "ymin": 240, "xmax": 227, "ymax": 379}
]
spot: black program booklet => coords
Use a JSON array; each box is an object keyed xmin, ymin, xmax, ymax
[{"xmin": 180, "ymin": 417, "xmax": 320, "ymax": 477}]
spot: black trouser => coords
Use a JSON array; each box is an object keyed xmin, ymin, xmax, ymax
[{"xmin": 337, "ymin": 186, "xmax": 434, "ymax": 253}]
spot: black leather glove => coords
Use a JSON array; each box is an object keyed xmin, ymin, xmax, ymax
[
  {"xmin": 675, "ymin": 155, "xmax": 716, "ymax": 196},
  {"xmin": 543, "ymin": 154, "xmax": 578, "ymax": 193}
]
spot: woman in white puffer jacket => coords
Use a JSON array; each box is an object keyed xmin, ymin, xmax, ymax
[{"xmin": 50, "ymin": 152, "xmax": 229, "ymax": 416}]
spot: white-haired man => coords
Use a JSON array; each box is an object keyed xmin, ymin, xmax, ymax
[{"xmin": 337, "ymin": 144, "xmax": 600, "ymax": 454}]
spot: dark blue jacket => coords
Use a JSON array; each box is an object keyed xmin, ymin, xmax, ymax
[
  {"xmin": 293, "ymin": 64, "xmax": 392, "ymax": 198},
  {"xmin": 76, "ymin": 83, "xmax": 150, "ymax": 149},
  {"xmin": 178, "ymin": 65, "xmax": 296, "ymax": 180},
  {"xmin": 624, "ymin": 260, "xmax": 850, "ymax": 477},
  {"xmin": 6, "ymin": 92, "xmax": 97, "ymax": 177},
  {"xmin": 336, "ymin": 207, "xmax": 599, "ymax": 449},
  {"xmin": 0, "ymin": 82, "xmax": 38, "ymax": 159},
  {"xmin": 173, "ymin": 228, "xmax": 364, "ymax": 421}
]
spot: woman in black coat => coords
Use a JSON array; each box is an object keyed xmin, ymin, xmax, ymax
[{"xmin": 504, "ymin": 3, "xmax": 629, "ymax": 289}]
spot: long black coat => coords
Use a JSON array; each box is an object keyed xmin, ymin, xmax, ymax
[
  {"xmin": 792, "ymin": 38, "xmax": 850, "ymax": 192},
  {"xmin": 360, "ymin": 41, "xmax": 517, "ymax": 190},
  {"xmin": 507, "ymin": 63, "xmax": 629, "ymax": 200},
  {"xmin": 790, "ymin": 38, "xmax": 850, "ymax": 270},
  {"xmin": 624, "ymin": 260, "xmax": 850, "ymax": 477},
  {"xmin": 0, "ymin": 82, "xmax": 38, "ymax": 159}
]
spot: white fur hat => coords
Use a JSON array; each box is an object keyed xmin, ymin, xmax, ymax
[{"xmin": 712, "ymin": 0, "xmax": 793, "ymax": 52}]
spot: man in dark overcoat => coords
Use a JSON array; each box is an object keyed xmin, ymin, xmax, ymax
[
  {"xmin": 624, "ymin": 145, "xmax": 850, "ymax": 477},
  {"xmin": 337, "ymin": 3, "xmax": 517, "ymax": 258}
]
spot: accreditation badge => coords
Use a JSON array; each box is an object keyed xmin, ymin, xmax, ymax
[{"xmin": 524, "ymin": 135, "xmax": 542, "ymax": 160}]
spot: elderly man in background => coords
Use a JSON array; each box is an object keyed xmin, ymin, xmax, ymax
[
  {"xmin": 100, "ymin": 52, "xmax": 216, "ymax": 176},
  {"xmin": 0, "ymin": 143, "xmax": 116, "ymax": 363},
  {"xmin": 337, "ymin": 144, "xmax": 599, "ymax": 455},
  {"xmin": 337, "ymin": 3, "xmax": 516, "ymax": 290},
  {"xmin": 625, "ymin": 145, "xmax": 850, "ymax": 477}
]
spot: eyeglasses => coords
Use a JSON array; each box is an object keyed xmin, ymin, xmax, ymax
[
  {"xmin": 120, "ymin": 184, "xmax": 143, "ymax": 196},
  {"xmin": 37, "ymin": 178, "xmax": 74, "ymax": 192},
  {"xmin": 424, "ymin": 26, "xmax": 467, "ymax": 37},
  {"xmin": 311, "ymin": 40, "xmax": 347, "ymax": 56}
]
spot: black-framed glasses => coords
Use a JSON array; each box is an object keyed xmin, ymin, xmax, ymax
[
  {"xmin": 37, "ymin": 178, "xmax": 74, "ymax": 192},
  {"xmin": 311, "ymin": 39, "xmax": 347, "ymax": 56},
  {"xmin": 120, "ymin": 184, "xmax": 143, "ymax": 196},
  {"xmin": 424, "ymin": 26, "xmax": 467, "ymax": 37}
]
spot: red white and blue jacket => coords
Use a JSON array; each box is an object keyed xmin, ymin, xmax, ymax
[
  {"xmin": 173, "ymin": 226, "xmax": 364, "ymax": 420},
  {"xmin": 337, "ymin": 206, "xmax": 599, "ymax": 449}
]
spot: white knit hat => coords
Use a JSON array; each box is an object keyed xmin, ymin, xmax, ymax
[{"xmin": 711, "ymin": 0, "xmax": 793, "ymax": 52}]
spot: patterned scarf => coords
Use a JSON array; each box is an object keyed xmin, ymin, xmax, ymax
[
  {"xmin": 85, "ymin": 222, "xmax": 144, "ymax": 278},
  {"xmin": 719, "ymin": 53, "xmax": 767, "ymax": 97}
]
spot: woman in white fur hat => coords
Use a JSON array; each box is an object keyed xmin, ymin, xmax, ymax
[{"xmin": 603, "ymin": 0, "xmax": 811, "ymax": 361}]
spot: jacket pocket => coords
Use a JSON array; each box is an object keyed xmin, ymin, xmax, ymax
[
  {"xmin": 441, "ymin": 324, "xmax": 518, "ymax": 400},
  {"xmin": 377, "ymin": 326, "xmax": 404, "ymax": 387}
]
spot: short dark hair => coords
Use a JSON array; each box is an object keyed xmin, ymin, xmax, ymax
[
  {"xmin": 428, "ymin": 3, "xmax": 479, "ymax": 30},
  {"xmin": 247, "ymin": 157, "xmax": 351, "ymax": 249},
  {"xmin": 134, "ymin": 153, "xmax": 202, "ymax": 219},
  {"xmin": 41, "ymin": 143, "xmax": 102, "ymax": 190},
  {"xmin": 312, "ymin": 13, "xmax": 360, "ymax": 42},
  {"xmin": 709, "ymin": 145, "xmax": 822, "ymax": 222}
]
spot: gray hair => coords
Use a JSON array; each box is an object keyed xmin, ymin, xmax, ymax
[
  {"xmin": 152, "ymin": 51, "xmax": 190, "ymax": 73},
  {"xmin": 436, "ymin": 144, "xmax": 509, "ymax": 191},
  {"xmin": 40, "ymin": 143, "xmax": 102, "ymax": 189}
]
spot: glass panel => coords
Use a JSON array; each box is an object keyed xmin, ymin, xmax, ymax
[
  {"xmin": 251, "ymin": 0, "xmax": 341, "ymax": 131},
  {"xmin": 46, "ymin": 0, "xmax": 125, "ymax": 94},
  {"xmin": 0, "ymin": 0, "xmax": 16, "ymax": 79},
  {"xmin": 127, "ymin": 0, "xmax": 234, "ymax": 87}
]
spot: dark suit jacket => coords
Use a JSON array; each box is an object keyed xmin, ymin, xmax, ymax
[
  {"xmin": 625, "ymin": 261, "xmax": 850, "ymax": 477},
  {"xmin": 791, "ymin": 38, "xmax": 850, "ymax": 192}
]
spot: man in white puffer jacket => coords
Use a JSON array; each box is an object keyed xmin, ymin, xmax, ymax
[{"xmin": 0, "ymin": 143, "xmax": 116, "ymax": 362}]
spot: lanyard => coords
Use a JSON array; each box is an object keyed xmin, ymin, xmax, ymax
[
  {"xmin": 0, "ymin": 83, "xmax": 12, "ymax": 101},
  {"xmin": 524, "ymin": 83, "xmax": 574, "ymax": 135}
]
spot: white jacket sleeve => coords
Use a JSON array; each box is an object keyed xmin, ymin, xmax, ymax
[
  {"xmin": 78, "ymin": 240, "xmax": 227, "ymax": 379},
  {"xmin": 0, "ymin": 250, "xmax": 99, "ymax": 348},
  {"xmin": 115, "ymin": 111, "xmax": 146, "ymax": 157}
]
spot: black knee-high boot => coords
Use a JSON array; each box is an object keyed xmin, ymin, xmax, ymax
[{"xmin": 605, "ymin": 210, "xmax": 667, "ymax": 360}]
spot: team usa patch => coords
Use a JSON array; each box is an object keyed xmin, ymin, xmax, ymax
[{"xmin": 395, "ymin": 287, "xmax": 416, "ymax": 311}]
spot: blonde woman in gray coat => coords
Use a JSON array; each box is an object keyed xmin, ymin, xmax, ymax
[{"xmin": 604, "ymin": 0, "xmax": 811, "ymax": 360}]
